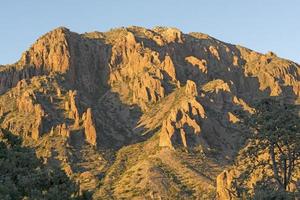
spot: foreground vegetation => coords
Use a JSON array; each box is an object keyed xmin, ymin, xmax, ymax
[
  {"xmin": 235, "ymin": 99, "xmax": 300, "ymax": 199},
  {"xmin": 0, "ymin": 129, "xmax": 81, "ymax": 200}
]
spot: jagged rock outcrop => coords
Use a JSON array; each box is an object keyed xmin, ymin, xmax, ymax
[
  {"xmin": 48, "ymin": 123, "xmax": 70, "ymax": 137},
  {"xmin": 0, "ymin": 28, "xmax": 71, "ymax": 94},
  {"xmin": 216, "ymin": 169, "xmax": 239, "ymax": 200},
  {"xmin": 17, "ymin": 90, "xmax": 45, "ymax": 140},
  {"xmin": 0, "ymin": 65, "xmax": 37, "ymax": 94},
  {"xmin": 185, "ymin": 79, "xmax": 198, "ymax": 96},
  {"xmin": 154, "ymin": 27, "xmax": 183, "ymax": 44},
  {"xmin": 129, "ymin": 68, "xmax": 166, "ymax": 107},
  {"xmin": 31, "ymin": 104, "xmax": 45, "ymax": 140},
  {"xmin": 239, "ymin": 47, "xmax": 300, "ymax": 97},
  {"xmin": 83, "ymin": 108, "xmax": 97, "ymax": 146},
  {"xmin": 65, "ymin": 90, "xmax": 80, "ymax": 127},
  {"xmin": 17, "ymin": 90, "xmax": 37, "ymax": 113},
  {"xmin": 202, "ymin": 79, "xmax": 231, "ymax": 93},
  {"xmin": 185, "ymin": 56, "xmax": 207, "ymax": 74},
  {"xmin": 162, "ymin": 55, "xmax": 177, "ymax": 80},
  {"xmin": 19, "ymin": 27, "xmax": 71, "ymax": 73},
  {"xmin": 0, "ymin": 26, "xmax": 299, "ymax": 199},
  {"xmin": 61, "ymin": 124, "xmax": 70, "ymax": 138},
  {"xmin": 0, "ymin": 27, "xmax": 108, "ymax": 96},
  {"xmin": 227, "ymin": 112, "xmax": 240, "ymax": 123},
  {"xmin": 159, "ymin": 80, "xmax": 206, "ymax": 149}
]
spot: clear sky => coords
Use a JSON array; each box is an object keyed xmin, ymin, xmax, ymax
[{"xmin": 0, "ymin": 0, "xmax": 299, "ymax": 64}]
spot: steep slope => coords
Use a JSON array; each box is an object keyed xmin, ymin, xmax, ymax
[{"xmin": 0, "ymin": 26, "xmax": 299, "ymax": 199}]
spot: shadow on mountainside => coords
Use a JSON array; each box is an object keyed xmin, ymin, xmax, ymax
[
  {"xmin": 1, "ymin": 27, "xmax": 298, "ymax": 153},
  {"xmin": 225, "ymin": 98, "xmax": 300, "ymax": 199},
  {"xmin": 0, "ymin": 27, "xmax": 299, "ymax": 199},
  {"xmin": 133, "ymin": 31, "xmax": 298, "ymax": 155}
]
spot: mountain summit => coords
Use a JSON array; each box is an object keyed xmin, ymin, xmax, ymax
[{"xmin": 0, "ymin": 26, "xmax": 299, "ymax": 199}]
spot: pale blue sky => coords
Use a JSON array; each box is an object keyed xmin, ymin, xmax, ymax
[{"xmin": 0, "ymin": 0, "xmax": 299, "ymax": 64}]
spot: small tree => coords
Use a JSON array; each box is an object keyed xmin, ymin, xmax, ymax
[{"xmin": 239, "ymin": 99, "xmax": 300, "ymax": 192}]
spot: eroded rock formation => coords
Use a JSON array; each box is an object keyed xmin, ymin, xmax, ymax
[
  {"xmin": 65, "ymin": 90, "xmax": 80, "ymax": 127},
  {"xmin": 83, "ymin": 108, "xmax": 97, "ymax": 146},
  {"xmin": 159, "ymin": 80, "xmax": 206, "ymax": 149},
  {"xmin": 0, "ymin": 26, "xmax": 299, "ymax": 199},
  {"xmin": 17, "ymin": 90, "xmax": 45, "ymax": 140},
  {"xmin": 216, "ymin": 169, "xmax": 239, "ymax": 200}
]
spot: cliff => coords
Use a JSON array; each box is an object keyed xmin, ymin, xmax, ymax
[{"xmin": 0, "ymin": 26, "xmax": 299, "ymax": 199}]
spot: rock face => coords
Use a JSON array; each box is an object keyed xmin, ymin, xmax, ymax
[
  {"xmin": 216, "ymin": 169, "xmax": 239, "ymax": 200},
  {"xmin": 56, "ymin": 123, "xmax": 70, "ymax": 138},
  {"xmin": 16, "ymin": 90, "xmax": 45, "ymax": 140},
  {"xmin": 185, "ymin": 56, "xmax": 207, "ymax": 74},
  {"xmin": 0, "ymin": 65, "xmax": 36, "ymax": 94},
  {"xmin": 0, "ymin": 26, "xmax": 299, "ymax": 199},
  {"xmin": 17, "ymin": 90, "xmax": 37, "ymax": 113},
  {"xmin": 19, "ymin": 27, "xmax": 71, "ymax": 73},
  {"xmin": 83, "ymin": 108, "xmax": 97, "ymax": 146},
  {"xmin": 159, "ymin": 80, "xmax": 206, "ymax": 149},
  {"xmin": 31, "ymin": 104, "xmax": 45, "ymax": 140},
  {"xmin": 65, "ymin": 90, "xmax": 80, "ymax": 127}
]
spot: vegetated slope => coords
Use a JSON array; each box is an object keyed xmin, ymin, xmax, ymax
[{"xmin": 0, "ymin": 26, "xmax": 299, "ymax": 199}]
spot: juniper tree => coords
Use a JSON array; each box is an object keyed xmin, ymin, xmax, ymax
[{"xmin": 240, "ymin": 99, "xmax": 300, "ymax": 192}]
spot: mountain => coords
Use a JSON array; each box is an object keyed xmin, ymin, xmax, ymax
[{"xmin": 0, "ymin": 26, "xmax": 299, "ymax": 199}]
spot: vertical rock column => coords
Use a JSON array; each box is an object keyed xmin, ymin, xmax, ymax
[
  {"xmin": 31, "ymin": 105, "xmax": 45, "ymax": 140},
  {"xmin": 65, "ymin": 90, "xmax": 80, "ymax": 128},
  {"xmin": 83, "ymin": 108, "xmax": 97, "ymax": 146}
]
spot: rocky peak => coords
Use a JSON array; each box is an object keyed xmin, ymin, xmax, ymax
[
  {"xmin": 153, "ymin": 27, "xmax": 183, "ymax": 43},
  {"xmin": 18, "ymin": 27, "xmax": 71, "ymax": 73},
  {"xmin": 0, "ymin": 26, "xmax": 299, "ymax": 199}
]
